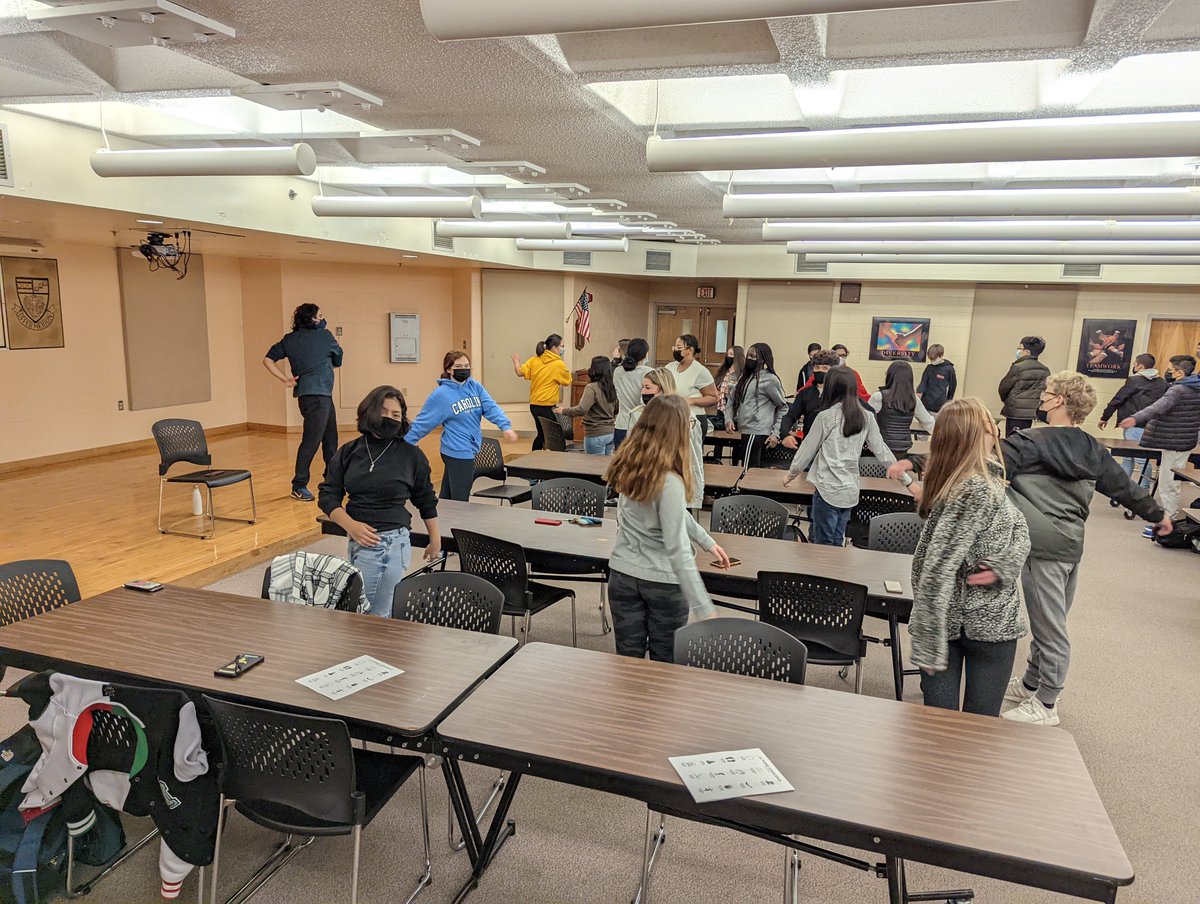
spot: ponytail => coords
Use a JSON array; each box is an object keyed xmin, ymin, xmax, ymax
[
  {"xmin": 537, "ymin": 332, "xmax": 563, "ymax": 357},
  {"xmin": 623, "ymin": 338, "xmax": 650, "ymax": 371}
]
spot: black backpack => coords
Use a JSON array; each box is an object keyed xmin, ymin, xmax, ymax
[{"xmin": 1154, "ymin": 512, "xmax": 1200, "ymax": 553}]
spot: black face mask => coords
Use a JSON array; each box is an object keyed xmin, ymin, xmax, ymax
[
  {"xmin": 813, "ymin": 371, "xmax": 826, "ymax": 385},
  {"xmin": 641, "ymin": 393, "xmax": 656, "ymax": 405},
  {"xmin": 672, "ymin": 350, "xmax": 684, "ymax": 363},
  {"xmin": 373, "ymin": 418, "xmax": 403, "ymax": 440},
  {"xmin": 1035, "ymin": 406, "xmax": 1050, "ymax": 424},
  {"xmin": 313, "ymin": 318, "xmax": 327, "ymax": 330},
  {"xmin": 744, "ymin": 359, "xmax": 759, "ymax": 373},
  {"xmin": 452, "ymin": 368, "xmax": 471, "ymax": 383}
]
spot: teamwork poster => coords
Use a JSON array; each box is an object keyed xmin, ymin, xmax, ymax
[
  {"xmin": 868, "ymin": 317, "xmax": 931, "ymax": 362},
  {"xmin": 1076, "ymin": 318, "xmax": 1136, "ymax": 379}
]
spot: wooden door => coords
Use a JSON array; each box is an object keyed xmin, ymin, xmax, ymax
[
  {"xmin": 699, "ymin": 307, "xmax": 737, "ymax": 369},
  {"xmin": 654, "ymin": 305, "xmax": 736, "ymax": 369},
  {"xmin": 1148, "ymin": 319, "xmax": 1200, "ymax": 373}
]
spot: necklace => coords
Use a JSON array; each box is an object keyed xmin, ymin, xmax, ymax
[{"xmin": 364, "ymin": 438, "xmax": 394, "ymax": 473}]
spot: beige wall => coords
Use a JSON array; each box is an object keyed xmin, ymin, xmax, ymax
[
  {"xmin": 239, "ymin": 259, "xmax": 289, "ymax": 428},
  {"xmin": 0, "ymin": 242, "xmax": 246, "ymax": 464},
  {"xmin": 481, "ymin": 269, "xmax": 565, "ymax": 412},
  {"xmin": 568, "ymin": 273, "xmax": 650, "ymax": 367},
  {"xmin": 744, "ymin": 281, "xmax": 837, "ymax": 391}
]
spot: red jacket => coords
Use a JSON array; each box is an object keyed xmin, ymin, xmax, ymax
[{"xmin": 799, "ymin": 368, "xmax": 870, "ymax": 403}]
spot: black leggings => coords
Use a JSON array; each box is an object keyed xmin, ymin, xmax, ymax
[
  {"xmin": 919, "ymin": 633, "xmax": 1017, "ymax": 717},
  {"xmin": 530, "ymin": 404, "xmax": 556, "ymax": 451},
  {"xmin": 440, "ymin": 454, "xmax": 475, "ymax": 501}
]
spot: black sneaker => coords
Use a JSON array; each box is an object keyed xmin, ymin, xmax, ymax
[{"xmin": 291, "ymin": 487, "xmax": 315, "ymax": 502}]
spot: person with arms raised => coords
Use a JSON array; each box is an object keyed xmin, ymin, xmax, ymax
[{"xmin": 512, "ymin": 333, "xmax": 572, "ymax": 451}]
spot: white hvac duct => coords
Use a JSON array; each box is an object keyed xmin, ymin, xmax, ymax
[
  {"xmin": 648, "ymin": 113, "xmax": 1200, "ymax": 172},
  {"xmin": 569, "ymin": 222, "xmax": 649, "ymax": 234},
  {"xmin": 787, "ymin": 240, "xmax": 1200, "ymax": 256},
  {"xmin": 420, "ymin": 0, "xmax": 1006, "ymax": 39},
  {"xmin": 725, "ymin": 187, "xmax": 1200, "ymax": 219},
  {"xmin": 312, "ymin": 194, "xmax": 482, "ymax": 218},
  {"xmin": 91, "ymin": 144, "xmax": 317, "ymax": 177},
  {"xmin": 436, "ymin": 220, "xmax": 570, "ymax": 238},
  {"xmin": 515, "ymin": 238, "xmax": 630, "ymax": 252},
  {"xmin": 807, "ymin": 253, "xmax": 1200, "ymax": 265},
  {"xmin": 764, "ymin": 220, "xmax": 1200, "ymax": 242}
]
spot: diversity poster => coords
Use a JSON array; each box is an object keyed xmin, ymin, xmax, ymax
[
  {"xmin": 868, "ymin": 317, "xmax": 931, "ymax": 362},
  {"xmin": 1076, "ymin": 319, "xmax": 1136, "ymax": 379}
]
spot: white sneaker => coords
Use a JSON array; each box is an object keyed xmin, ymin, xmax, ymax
[
  {"xmin": 1003, "ymin": 677, "xmax": 1034, "ymax": 705},
  {"xmin": 1002, "ymin": 696, "xmax": 1060, "ymax": 726}
]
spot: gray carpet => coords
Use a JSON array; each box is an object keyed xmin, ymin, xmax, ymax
[{"xmin": 4, "ymin": 482, "xmax": 1197, "ymax": 904}]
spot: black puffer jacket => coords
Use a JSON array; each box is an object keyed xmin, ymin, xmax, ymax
[
  {"xmin": 1100, "ymin": 371, "xmax": 1168, "ymax": 423},
  {"xmin": 1134, "ymin": 374, "xmax": 1200, "ymax": 452},
  {"xmin": 998, "ymin": 356, "xmax": 1051, "ymax": 419}
]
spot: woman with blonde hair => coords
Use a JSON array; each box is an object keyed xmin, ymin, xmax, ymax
[
  {"xmin": 605, "ymin": 395, "xmax": 730, "ymax": 661},
  {"xmin": 629, "ymin": 367, "xmax": 706, "ymax": 512},
  {"xmin": 896, "ymin": 397, "xmax": 1031, "ymax": 716}
]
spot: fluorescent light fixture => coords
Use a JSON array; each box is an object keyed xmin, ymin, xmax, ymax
[
  {"xmin": 136, "ymin": 219, "xmax": 164, "ymax": 225},
  {"xmin": 725, "ymin": 187, "xmax": 1200, "ymax": 218},
  {"xmin": 648, "ymin": 113, "xmax": 1200, "ymax": 172},
  {"xmin": 807, "ymin": 254, "xmax": 1200, "ymax": 265},
  {"xmin": 515, "ymin": 238, "xmax": 630, "ymax": 252},
  {"xmin": 420, "ymin": 0, "xmax": 1007, "ymax": 40},
  {"xmin": 787, "ymin": 240, "xmax": 1200, "ymax": 255},
  {"xmin": 763, "ymin": 220, "xmax": 1200, "ymax": 241},
  {"xmin": 311, "ymin": 195, "xmax": 482, "ymax": 218},
  {"xmin": 402, "ymin": 254, "xmax": 420, "ymax": 258},
  {"xmin": 436, "ymin": 220, "xmax": 571, "ymax": 238},
  {"xmin": 91, "ymin": 143, "xmax": 317, "ymax": 177}
]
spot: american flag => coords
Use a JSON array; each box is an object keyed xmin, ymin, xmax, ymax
[{"xmin": 573, "ymin": 288, "xmax": 592, "ymax": 344}]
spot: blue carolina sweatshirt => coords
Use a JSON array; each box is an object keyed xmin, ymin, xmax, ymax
[{"xmin": 405, "ymin": 378, "xmax": 512, "ymax": 460}]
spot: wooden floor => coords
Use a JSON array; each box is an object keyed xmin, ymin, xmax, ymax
[{"xmin": 0, "ymin": 427, "xmax": 531, "ymax": 599}]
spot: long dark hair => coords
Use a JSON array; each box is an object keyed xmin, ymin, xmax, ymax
[
  {"xmin": 357, "ymin": 385, "xmax": 409, "ymax": 438},
  {"xmin": 292, "ymin": 302, "xmax": 320, "ymax": 332},
  {"xmin": 715, "ymin": 345, "xmax": 745, "ymax": 386},
  {"xmin": 622, "ymin": 337, "xmax": 650, "ymax": 371},
  {"xmin": 732, "ymin": 343, "xmax": 777, "ymax": 418},
  {"xmin": 880, "ymin": 360, "xmax": 917, "ymax": 413},
  {"xmin": 820, "ymin": 366, "xmax": 866, "ymax": 437},
  {"xmin": 537, "ymin": 333, "xmax": 564, "ymax": 356},
  {"xmin": 588, "ymin": 356, "xmax": 618, "ymax": 404}
]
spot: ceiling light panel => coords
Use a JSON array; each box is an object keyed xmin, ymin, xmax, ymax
[
  {"xmin": 1078, "ymin": 51, "xmax": 1200, "ymax": 111},
  {"xmin": 556, "ymin": 21, "xmax": 779, "ymax": 74},
  {"xmin": 1143, "ymin": 0, "xmax": 1200, "ymax": 41},
  {"xmin": 310, "ymin": 165, "xmax": 515, "ymax": 188},
  {"xmin": 436, "ymin": 220, "xmax": 571, "ymax": 238},
  {"xmin": 764, "ymin": 221, "xmax": 1200, "ymax": 241},
  {"xmin": 516, "ymin": 238, "xmax": 629, "ymax": 252},
  {"xmin": 588, "ymin": 75, "xmax": 801, "ymax": 129},
  {"xmin": 233, "ymin": 82, "xmax": 383, "ymax": 114},
  {"xmin": 340, "ymin": 129, "xmax": 481, "ymax": 165},
  {"xmin": 27, "ymin": 0, "xmax": 234, "ymax": 48},
  {"xmin": 786, "ymin": 240, "xmax": 1200, "ymax": 255}
]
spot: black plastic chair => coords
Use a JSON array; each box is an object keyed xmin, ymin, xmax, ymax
[
  {"xmin": 530, "ymin": 478, "xmax": 611, "ymax": 635},
  {"xmin": 757, "ymin": 572, "xmax": 869, "ymax": 693},
  {"xmin": 0, "ymin": 560, "xmax": 80, "ymax": 683},
  {"xmin": 452, "ymin": 528, "xmax": 577, "ymax": 646},
  {"xmin": 674, "ymin": 618, "xmax": 807, "ymax": 684},
  {"xmin": 152, "ymin": 419, "xmax": 256, "ymax": 540},
  {"xmin": 858, "ymin": 456, "xmax": 889, "ymax": 479},
  {"xmin": 203, "ymin": 696, "xmax": 430, "ymax": 904},
  {"xmin": 471, "ymin": 438, "xmax": 532, "ymax": 506},
  {"xmin": 260, "ymin": 554, "xmax": 367, "ymax": 613},
  {"xmin": 867, "ymin": 512, "xmax": 925, "ymax": 555},
  {"xmin": 846, "ymin": 488, "xmax": 916, "ymax": 549},
  {"xmin": 710, "ymin": 495, "xmax": 789, "ymax": 540},
  {"xmin": 537, "ymin": 416, "xmax": 570, "ymax": 452}
]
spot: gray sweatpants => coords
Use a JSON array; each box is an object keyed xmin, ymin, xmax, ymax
[{"xmin": 1020, "ymin": 558, "xmax": 1080, "ymax": 707}]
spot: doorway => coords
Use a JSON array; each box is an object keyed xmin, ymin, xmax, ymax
[{"xmin": 654, "ymin": 305, "xmax": 736, "ymax": 371}]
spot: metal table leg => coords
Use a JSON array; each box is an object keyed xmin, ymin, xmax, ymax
[{"xmin": 444, "ymin": 757, "xmax": 522, "ymax": 904}]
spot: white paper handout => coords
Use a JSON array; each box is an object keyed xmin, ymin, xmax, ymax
[
  {"xmin": 668, "ymin": 748, "xmax": 795, "ymax": 804},
  {"xmin": 296, "ymin": 655, "xmax": 404, "ymax": 701}
]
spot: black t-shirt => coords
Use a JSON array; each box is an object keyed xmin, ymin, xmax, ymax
[{"xmin": 318, "ymin": 435, "xmax": 438, "ymax": 532}]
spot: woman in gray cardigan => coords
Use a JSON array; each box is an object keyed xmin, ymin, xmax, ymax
[
  {"xmin": 900, "ymin": 398, "xmax": 1030, "ymax": 717},
  {"xmin": 724, "ymin": 342, "xmax": 788, "ymax": 469}
]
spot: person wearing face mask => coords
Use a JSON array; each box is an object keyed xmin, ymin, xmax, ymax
[
  {"xmin": 666, "ymin": 334, "xmax": 719, "ymax": 429},
  {"xmin": 1098, "ymin": 353, "xmax": 1167, "ymax": 490},
  {"xmin": 406, "ymin": 351, "xmax": 519, "ymax": 501},
  {"xmin": 773, "ymin": 350, "xmax": 841, "ymax": 449},
  {"xmin": 629, "ymin": 368, "xmax": 706, "ymax": 513},
  {"xmin": 263, "ymin": 303, "xmax": 344, "ymax": 502},
  {"xmin": 713, "ymin": 345, "xmax": 745, "ymax": 430},
  {"xmin": 829, "ymin": 344, "xmax": 871, "ymax": 402},
  {"xmin": 555, "ymin": 356, "xmax": 618, "ymax": 455},
  {"xmin": 512, "ymin": 333, "xmax": 573, "ymax": 451},
  {"xmin": 613, "ymin": 338, "xmax": 652, "ymax": 450},
  {"xmin": 319, "ymin": 386, "xmax": 442, "ymax": 618},
  {"xmin": 725, "ymin": 342, "xmax": 788, "ymax": 469},
  {"xmin": 795, "ymin": 343, "xmax": 824, "ymax": 393},
  {"xmin": 998, "ymin": 335, "xmax": 1051, "ymax": 437}
]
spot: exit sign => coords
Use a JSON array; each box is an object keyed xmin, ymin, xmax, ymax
[{"xmin": 696, "ymin": 285, "xmax": 716, "ymax": 299}]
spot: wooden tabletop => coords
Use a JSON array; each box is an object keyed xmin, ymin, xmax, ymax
[
  {"xmin": 1171, "ymin": 467, "xmax": 1200, "ymax": 486},
  {"xmin": 503, "ymin": 451, "xmax": 745, "ymax": 491},
  {"xmin": 0, "ymin": 586, "xmax": 517, "ymax": 739},
  {"xmin": 736, "ymin": 467, "xmax": 907, "ymax": 502},
  {"xmin": 437, "ymin": 643, "xmax": 1133, "ymax": 900},
  {"xmin": 1101, "ymin": 437, "xmax": 1200, "ymax": 458}
]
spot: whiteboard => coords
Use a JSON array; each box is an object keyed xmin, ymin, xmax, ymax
[{"xmin": 389, "ymin": 312, "xmax": 421, "ymax": 363}]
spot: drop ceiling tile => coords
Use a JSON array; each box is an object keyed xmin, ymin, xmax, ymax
[
  {"xmin": 1078, "ymin": 51, "xmax": 1200, "ymax": 110},
  {"xmin": 1143, "ymin": 0, "xmax": 1200, "ymax": 40},
  {"xmin": 559, "ymin": 21, "xmax": 778, "ymax": 74},
  {"xmin": 588, "ymin": 74, "xmax": 801, "ymax": 129}
]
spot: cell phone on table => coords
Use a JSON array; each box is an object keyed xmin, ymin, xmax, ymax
[
  {"xmin": 570, "ymin": 517, "xmax": 602, "ymax": 527},
  {"xmin": 534, "ymin": 518, "xmax": 563, "ymax": 526},
  {"xmin": 214, "ymin": 653, "xmax": 265, "ymax": 679},
  {"xmin": 711, "ymin": 557, "xmax": 742, "ymax": 568},
  {"xmin": 124, "ymin": 580, "xmax": 164, "ymax": 593}
]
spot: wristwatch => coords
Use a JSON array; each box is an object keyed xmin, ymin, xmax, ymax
[{"xmin": 899, "ymin": 472, "xmax": 915, "ymax": 487}]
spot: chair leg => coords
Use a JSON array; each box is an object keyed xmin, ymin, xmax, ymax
[
  {"xmin": 854, "ymin": 659, "xmax": 864, "ymax": 695},
  {"xmin": 206, "ymin": 486, "xmax": 216, "ymax": 539},
  {"xmin": 350, "ymin": 824, "xmax": 362, "ymax": 904},
  {"xmin": 210, "ymin": 797, "xmax": 230, "ymax": 904},
  {"xmin": 570, "ymin": 593, "xmax": 577, "ymax": 647},
  {"xmin": 522, "ymin": 610, "xmax": 532, "ymax": 646},
  {"xmin": 600, "ymin": 580, "xmax": 612, "ymax": 635},
  {"xmin": 402, "ymin": 766, "xmax": 433, "ymax": 904},
  {"xmin": 783, "ymin": 839, "xmax": 801, "ymax": 904},
  {"xmin": 633, "ymin": 810, "xmax": 667, "ymax": 904},
  {"xmin": 158, "ymin": 478, "xmax": 167, "ymax": 534},
  {"xmin": 247, "ymin": 475, "xmax": 258, "ymax": 524}
]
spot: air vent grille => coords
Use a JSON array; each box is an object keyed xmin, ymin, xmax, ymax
[
  {"xmin": 1062, "ymin": 263, "xmax": 1102, "ymax": 278},
  {"xmin": 645, "ymin": 249, "xmax": 672, "ymax": 272},
  {"xmin": 562, "ymin": 251, "xmax": 592, "ymax": 267},
  {"xmin": 795, "ymin": 259, "xmax": 829, "ymax": 273},
  {"xmin": 0, "ymin": 125, "xmax": 11, "ymax": 187},
  {"xmin": 432, "ymin": 223, "xmax": 454, "ymax": 252}
]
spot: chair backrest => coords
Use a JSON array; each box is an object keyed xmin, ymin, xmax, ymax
[
  {"xmin": 757, "ymin": 571, "xmax": 868, "ymax": 660},
  {"xmin": 391, "ymin": 572, "xmax": 504, "ymax": 634},
  {"xmin": 260, "ymin": 554, "xmax": 366, "ymax": 613},
  {"xmin": 537, "ymin": 417, "xmax": 568, "ymax": 452},
  {"xmin": 531, "ymin": 478, "xmax": 606, "ymax": 518},
  {"xmin": 710, "ymin": 494, "xmax": 789, "ymax": 539},
  {"xmin": 452, "ymin": 528, "xmax": 530, "ymax": 608},
  {"xmin": 151, "ymin": 419, "xmax": 211, "ymax": 475},
  {"xmin": 867, "ymin": 512, "xmax": 925, "ymax": 555},
  {"xmin": 0, "ymin": 559, "xmax": 81, "ymax": 629},
  {"xmin": 847, "ymin": 489, "xmax": 917, "ymax": 547},
  {"xmin": 203, "ymin": 696, "xmax": 359, "ymax": 826},
  {"xmin": 472, "ymin": 438, "xmax": 506, "ymax": 483},
  {"xmin": 858, "ymin": 457, "xmax": 889, "ymax": 479},
  {"xmin": 675, "ymin": 618, "xmax": 807, "ymax": 685}
]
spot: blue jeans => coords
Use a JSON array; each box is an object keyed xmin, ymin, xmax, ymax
[
  {"xmin": 584, "ymin": 434, "xmax": 615, "ymax": 455},
  {"xmin": 810, "ymin": 491, "xmax": 851, "ymax": 547},
  {"xmin": 348, "ymin": 528, "xmax": 411, "ymax": 618},
  {"xmin": 1120, "ymin": 427, "xmax": 1152, "ymax": 489}
]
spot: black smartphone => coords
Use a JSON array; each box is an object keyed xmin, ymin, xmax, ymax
[
  {"xmin": 214, "ymin": 653, "xmax": 265, "ymax": 679},
  {"xmin": 711, "ymin": 557, "xmax": 742, "ymax": 568},
  {"xmin": 124, "ymin": 580, "xmax": 164, "ymax": 593}
]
